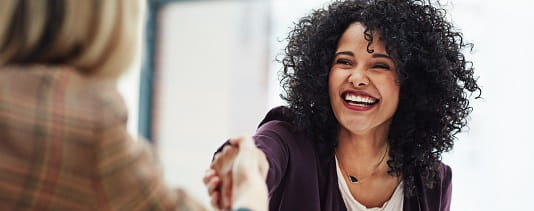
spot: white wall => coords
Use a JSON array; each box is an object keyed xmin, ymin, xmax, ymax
[
  {"xmin": 153, "ymin": 1, "xmax": 270, "ymax": 207},
  {"xmin": 441, "ymin": 0, "xmax": 534, "ymax": 210},
  {"xmin": 118, "ymin": 65, "xmax": 140, "ymax": 137},
  {"xmin": 267, "ymin": 0, "xmax": 331, "ymax": 107}
]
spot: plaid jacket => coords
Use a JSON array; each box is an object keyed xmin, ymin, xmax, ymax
[{"xmin": 0, "ymin": 66, "xmax": 205, "ymax": 211}]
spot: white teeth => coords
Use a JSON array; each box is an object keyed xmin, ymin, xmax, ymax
[
  {"xmin": 344, "ymin": 94, "xmax": 377, "ymax": 104},
  {"xmin": 347, "ymin": 101, "xmax": 368, "ymax": 106}
]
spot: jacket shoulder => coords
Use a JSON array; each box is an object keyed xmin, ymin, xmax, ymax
[
  {"xmin": 438, "ymin": 162, "xmax": 452, "ymax": 185},
  {"xmin": 256, "ymin": 106, "xmax": 300, "ymax": 143}
]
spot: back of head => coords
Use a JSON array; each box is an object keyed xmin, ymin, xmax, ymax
[{"xmin": 0, "ymin": 0, "xmax": 144, "ymax": 78}]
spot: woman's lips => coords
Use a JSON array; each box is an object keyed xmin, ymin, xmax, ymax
[
  {"xmin": 342, "ymin": 99, "xmax": 377, "ymax": 111},
  {"xmin": 341, "ymin": 91, "xmax": 379, "ymax": 111}
]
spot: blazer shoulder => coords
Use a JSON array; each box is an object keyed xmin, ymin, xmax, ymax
[
  {"xmin": 438, "ymin": 162, "xmax": 452, "ymax": 186},
  {"xmin": 257, "ymin": 106, "xmax": 298, "ymax": 136}
]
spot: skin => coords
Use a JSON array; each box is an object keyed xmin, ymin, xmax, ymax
[{"xmin": 330, "ymin": 22, "xmax": 401, "ymax": 208}]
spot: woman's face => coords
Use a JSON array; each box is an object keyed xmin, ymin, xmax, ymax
[{"xmin": 329, "ymin": 22, "xmax": 400, "ymax": 136}]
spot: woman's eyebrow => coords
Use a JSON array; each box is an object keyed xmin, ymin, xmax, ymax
[
  {"xmin": 372, "ymin": 53, "xmax": 392, "ymax": 60},
  {"xmin": 334, "ymin": 51, "xmax": 354, "ymax": 57},
  {"xmin": 335, "ymin": 51, "xmax": 391, "ymax": 60}
]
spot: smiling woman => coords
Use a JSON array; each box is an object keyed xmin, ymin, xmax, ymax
[{"xmin": 205, "ymin": 0, "xmax": 481, "ymax": 211}]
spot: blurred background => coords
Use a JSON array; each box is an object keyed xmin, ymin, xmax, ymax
[{"xmin": 118, "ymin": 0, "xmax": 534, "ymax": 210}]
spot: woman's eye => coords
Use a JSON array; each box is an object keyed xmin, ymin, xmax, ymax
[
  {"xmin": 373, "ymin": 63, "xmax": 391, "ymax": 70},
  {"xmin": 335, "ymin": 59, "xmax": 352, "ymax": 65}
]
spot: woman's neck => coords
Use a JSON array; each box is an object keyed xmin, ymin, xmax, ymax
[{"xmin": 336, "ymin": 126, "xmax": 389, "ymax": 168}]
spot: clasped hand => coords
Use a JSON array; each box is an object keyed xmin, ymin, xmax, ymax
[{"xmin": 203, "ymin": 136, "xmax": 269, "ymax": 211}]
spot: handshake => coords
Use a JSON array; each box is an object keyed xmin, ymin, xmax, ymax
[{"xmin": 203, "ymin": 137, "xmax": 270, "ymax": 211}]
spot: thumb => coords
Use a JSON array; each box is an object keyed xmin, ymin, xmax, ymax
[{"xmin": 229, "ymin": 135, "xmax": 255, "ymax": 148}]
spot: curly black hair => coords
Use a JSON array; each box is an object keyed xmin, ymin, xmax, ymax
[{"xmin": 279, "ymin": 0, "xmax": 481, "ymax": 196}]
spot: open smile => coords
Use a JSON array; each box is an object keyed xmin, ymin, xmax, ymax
[{"xmin": 341, "ymin": 91, "xmax": 379, "ymax": 111}]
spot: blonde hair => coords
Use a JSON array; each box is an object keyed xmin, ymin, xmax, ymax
[{"xmin": 0, "ymin": 0, "xmax": 144, "ymax": 78}]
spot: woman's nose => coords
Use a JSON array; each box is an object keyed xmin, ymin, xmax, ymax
[{"xmin": 347, "ymin": 67, "xmax": 369, "ymax": 87}]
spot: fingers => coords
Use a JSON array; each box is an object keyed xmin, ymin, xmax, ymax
[
  {"xmin": 204, "ymin": 169, "xmax": 221, "ymax": 196},
  {"xmin": 220, "ymin": 146, "xmax": 238, "ymax": 210},
  {"xmin": 210, "ymin": 191, "xmax": 221, "ymax": 210},
  {"xmin": 206, "ymin": 175, "xmax": 221, "ymax": 194},
  {"xmin": 209, "ymin": 144, "xmax": 239, "ymax": 210},
  {"xmin": 203, "ymin": 169, "xmax": 216, "ymax": 185},
  {"xmin": 204, "ymin": 169, "xmax": 223, "ymax": 209},
  {"xmin": 221, "ymin": 171, "xmax": 233, "ymax": 209},
  {"xmin": 211, "ymin": 144, "xmax": 235, "ymax": 170}
]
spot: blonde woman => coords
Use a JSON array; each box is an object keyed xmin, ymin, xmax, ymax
[{"xmin": 0, "ymin": 0, "xmax": 205, "ymax": 210}]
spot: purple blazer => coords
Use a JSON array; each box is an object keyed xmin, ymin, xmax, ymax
[{"xmin": 220, "ymin": 106, "xmax": 452, "ymax": 211}]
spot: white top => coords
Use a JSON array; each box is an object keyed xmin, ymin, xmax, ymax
[{"xmin": 335, "ymin": 155, "xmax": 404, "ymax": 211}]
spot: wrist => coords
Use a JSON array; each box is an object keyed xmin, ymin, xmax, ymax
[
  {"xmin": 233, "ymin": 208, "xmax": 253, "ymax": 211},
  {"xmin": 232, "ymin": 177, "xmax": 268, "ymax": 211}
]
